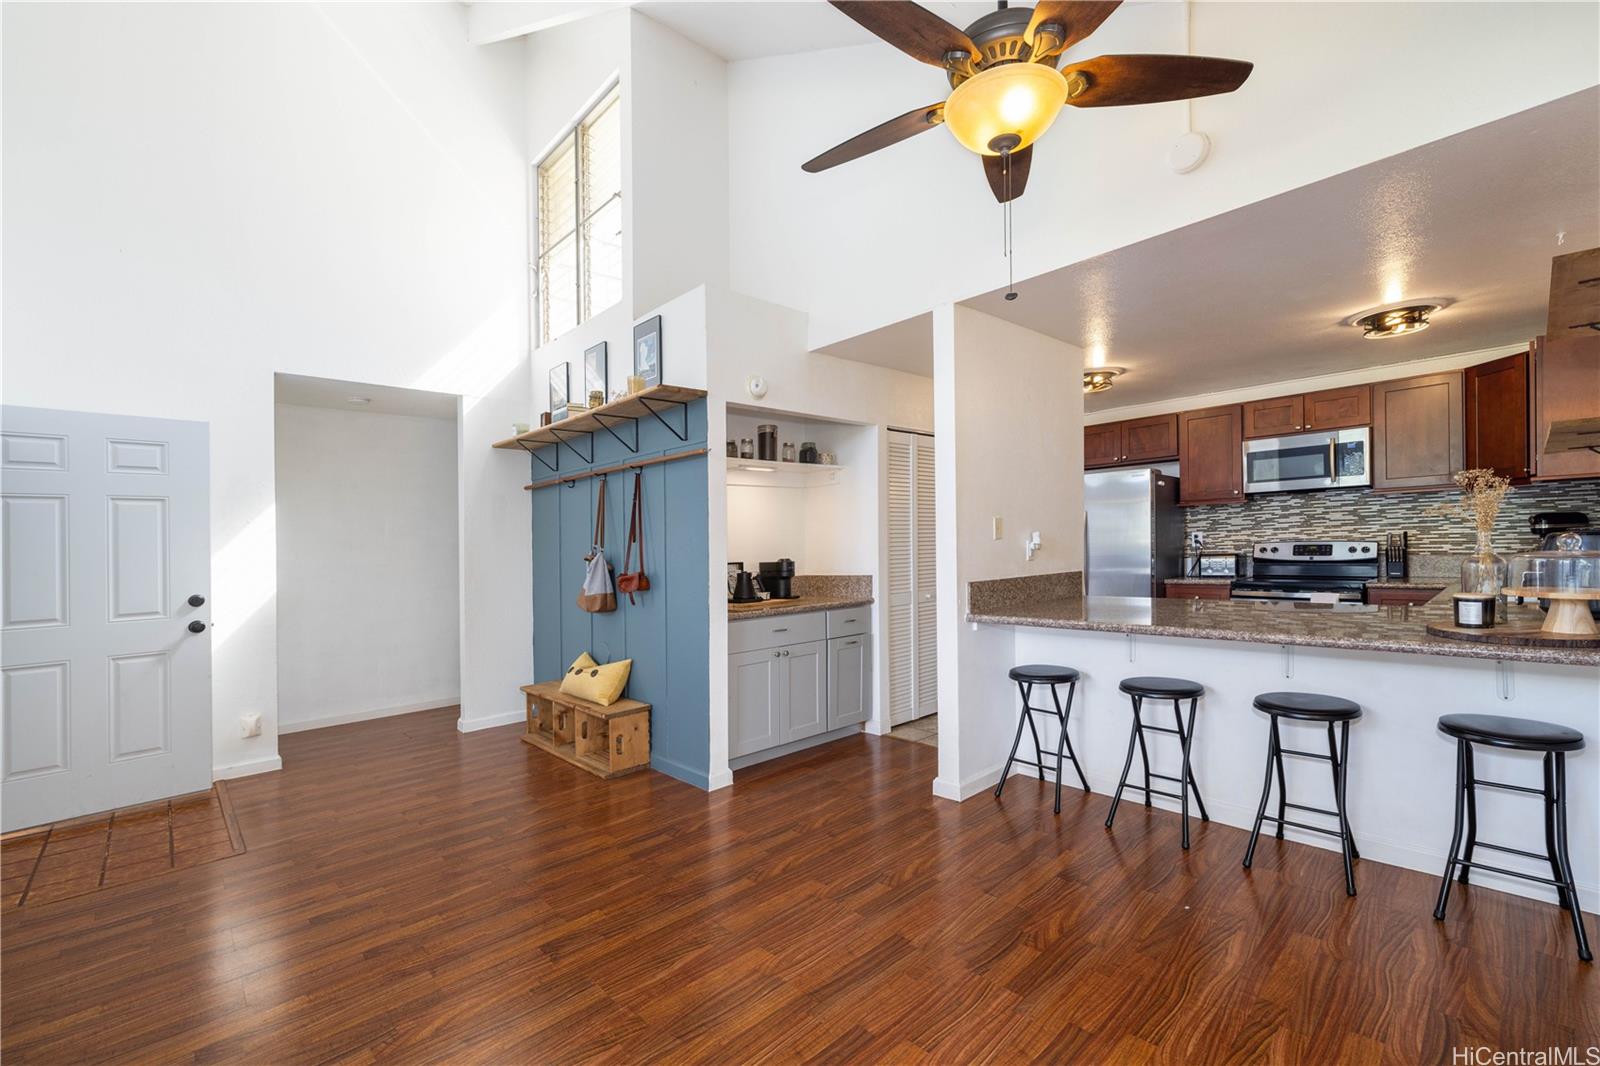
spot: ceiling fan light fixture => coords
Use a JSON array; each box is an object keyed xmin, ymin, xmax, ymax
[
  {"xmin": 1083, "ymin": 366, "xmax": 1126, "ymax": 393},
  {"xmin": 943, "ymin": 62, "xmax": 1068, "ymax": 156}
]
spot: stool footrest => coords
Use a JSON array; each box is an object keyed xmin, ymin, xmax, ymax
[
  {"xmin": 1447, "ymin": 857, "xmax": 1565, "ymax": 888},
  {"xmin": 1476, "ymin": 840, "xmax": 1551, "ymax": 862},
  {"xmin": 1127, "ymin": 783, "xmax": 1185, "ymax": 802},
  {"xmin": 1471, "ymin": 778, "xmax": 1545, "ymax": 797},
  {"xmin": 1260, "ymin": 814, "xmax": 1346, "ymax": 839},
  {"xmin": 1148, "ymin": 771, "xmax": 1182, "ymax": 782},
  {"xmin": 1136, "ymin": 724, "xmax": 1182, "ymax": 736},
  {"xmin": 1283, "ymin": 801, "xmax": 1339, "ymax": 817},
  {"xmin": 1021, "ymin": 706, "xmax": 1067, "ymax": 718},
  {"xmin": 1279, "ymin": 748, "xmax": 1333, "ymax": 761}
]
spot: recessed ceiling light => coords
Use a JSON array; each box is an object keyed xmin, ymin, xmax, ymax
[
  {"xmin": 345, "ymin": 395, "xmax": 372, "ymax": 405},
  {"xmin": 1342, "ymin": 298, "xmax": 1452, "ymax": 339},
  {"xmin": 1083, "ymin": 367, "xmax": 1126, "ymax": 394}
]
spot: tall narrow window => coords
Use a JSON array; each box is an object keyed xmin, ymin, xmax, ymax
[{"xmin": 536, "ymin": 83, "xmax": 622, "ymax": 345}]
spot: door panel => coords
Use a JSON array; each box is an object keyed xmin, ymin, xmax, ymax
[
  {"xmin": 912, "ymin": 437, "xmax": 937, "ymax": 718},
  {"xmin": 1083, "ymin": 423, "xmax": 1122, "ymax": 467},
  {"xmin": 828, "ymin": 636, "xmax": 870, "ymax": 728},
  {"xmin": 1121, "ymin": 415, "xmax": 1178, "ymax": 462},
  {"xmin": 1242, "ymin": 396, "xmax": 1303, "ymax": 439},
  {"xmin": 1303, "ymin": 385, "xmax": 1371, "ymax": 430},
  {"xmin": 1373, "ymin": 372, "xmax": 1463, "ymax": 490},
  {"xmin": 1464, "ymin": 351, "xmax": 1531, "ymax": 482},
  {"xmin": 1178, "ymin": 405, "xmax": 1244, "ymax": 504},
  {"xmin": 2, "ymin": 661, "xmax": 70, "ymax": 779},
  {"xmin": 107, "ymin": 496, "xmax": 169, "ymax": 621},
  {"xmin": 0, "ymin": 406, "xmax": 210, "ymax": 831},
  {"xmin": 3, "ymin": 494, "xmax": 70, "ymax": 628}
]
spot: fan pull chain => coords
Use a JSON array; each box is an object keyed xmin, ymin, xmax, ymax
[{"xmin": 1003, "ymin": 151, "xmax": 1018, "ymax": 301}]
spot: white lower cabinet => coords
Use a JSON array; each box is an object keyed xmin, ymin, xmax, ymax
[
  {"xmin": 729, "ymin": 610, "xmax": 873, "ymax": 760},
  {"xmin": 827, "ymin": 635, "xmax": 870, "ymax": 728}
]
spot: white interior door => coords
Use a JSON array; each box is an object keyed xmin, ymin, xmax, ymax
[
  {"xmin": 912, "ymin": 436, "xmax": 937, "ymax": 718},
  {"xmin": 2, "ymin": 406, "xmax": 211, "ymax": 831},
  {"xmin": 886, "ymin": 431, "xmax": 937, "ymax": 726}
]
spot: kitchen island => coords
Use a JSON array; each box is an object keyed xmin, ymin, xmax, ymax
[{"xmin": 963, "ymin": 580, "xmax": 1599, "ymax": 909}]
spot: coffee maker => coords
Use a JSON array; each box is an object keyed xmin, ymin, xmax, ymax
[{"xmin": 758, "ymin": 558, "xmax": 797, "ymax": 599}]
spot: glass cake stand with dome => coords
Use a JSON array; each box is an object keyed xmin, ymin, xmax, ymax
[{"xmin": 1506, "ymin": 532, "xmax": 1600, "ymax": 637}]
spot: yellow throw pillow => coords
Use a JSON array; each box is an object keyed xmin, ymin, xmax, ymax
[
  {"xmin": 563, "ymin": 652, "xmax": 598, "ymax": 678},
  {"xmin": 560, "ymin": 656, "xmax": 633, "ymax": 707}
]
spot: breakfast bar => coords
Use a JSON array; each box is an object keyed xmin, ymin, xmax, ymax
[{"xmin": 967, "ymin": 580, "xmax": 1600, "ymax": 909}]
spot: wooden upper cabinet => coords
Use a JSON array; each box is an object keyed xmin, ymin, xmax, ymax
[
  {"xmin": 1243, "ymin": 395, "xmax": 1304, "ymax": 439},
  {"xmin": 1303, "ymin": 385, "xmax": 1372, "ymax": 431},
  {"xmin": 1548, "ymin": 247, "xmax": 1600, "ymax": 335},
  {"xmin": 1178, "ymin": 405, "xmax": 1244, "ymax": 504},
  {"xmin": 1121, "ymin": 414, "xmax": 1179, "ymax": 463},
  {"xmin": 1464, "ymin": 351, "xmax": 1531, "ymax": 483},
  {"xmin": 1372, "ymin": 371, "xmax": 1464, "ymax": 490},
  {"xmin": 1532, "ymin": 333, "xmax": 1600, "ymax": 480},
  {"xmin": 1084, "ymin": 423, "xmax": 1122, "ymax": 468}
]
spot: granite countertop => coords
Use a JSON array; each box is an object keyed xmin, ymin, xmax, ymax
[
  {"xmin": 968, "ymin": 592, "xmax": 1600, "ymax": 668},
  {"xmin": 728, "ymin": 594, "xmax": 873, "ymax": 620},
  {"xmin": 1166, "ymin": 576, "xmax": 1450, "ymax": 590}
]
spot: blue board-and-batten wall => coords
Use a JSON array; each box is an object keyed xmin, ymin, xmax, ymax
[{"xmin": 529, "ymin": 399, "xmax": 710, "ymax": 788}]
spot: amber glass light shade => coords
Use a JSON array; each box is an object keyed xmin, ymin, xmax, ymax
[{"xmin": 944, "ymin": 63, "xmax": 1069, "ymax": 156}]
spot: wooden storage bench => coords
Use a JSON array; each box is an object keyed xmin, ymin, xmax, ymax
[{"xmin": 520, "ymin": 682, "xmax": 651, "ymax": 779}]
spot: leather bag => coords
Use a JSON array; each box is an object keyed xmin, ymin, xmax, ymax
[{"xmin": 617, "ymin": 470, "xmax": 651, "ymax": 604}]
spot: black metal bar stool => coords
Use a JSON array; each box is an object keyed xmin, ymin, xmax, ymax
[
  {"xmin": 1242, "ymin": 691, "xmax": 1362, "ymax": 896},
  {"xmin": 1104, "ymin": 676, "xmax": 1209, "ymax": 849},
  {"xmin": 1432, "ymin": 713, "xmax": 1591, "ymax": 962},
  {"xmin": 994, "ymin": 665, "xmax": 1090, "ymax": 814}
]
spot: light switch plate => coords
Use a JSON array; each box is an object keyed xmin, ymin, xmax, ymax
[{"xmin": 992, "ymin": 516, "xmax": 1002, "ymax": 540}]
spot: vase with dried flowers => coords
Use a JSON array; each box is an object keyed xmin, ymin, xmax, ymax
[{"xmin": 1432, "ymin": 468, "xmax": 1513, "ymax": 597}]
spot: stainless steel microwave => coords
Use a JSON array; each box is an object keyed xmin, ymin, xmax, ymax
[{"xmin": 1243, "ymin": 427, "xmax": 1370, "ymax": 494}]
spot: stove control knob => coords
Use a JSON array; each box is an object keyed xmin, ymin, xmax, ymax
[
  {"xmin": 1270, "ymin": 546, "xmax": 1280, "ymax": 553},
  {"xmin": 1348, "ymin": 546, "xmax": 1357, "ymax": 553},
  {"xmin": 1360, "ymin": 546, "xmax": 1372, "ymax": 553}
]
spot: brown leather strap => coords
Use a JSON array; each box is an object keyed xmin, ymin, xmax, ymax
[
  {"xmin": 623, "ymin": 470, "xmax": 643, "ymax": 573},
  {"xmin": 593, "ymin": 475, "xmax": 606, "ymax": 549}
]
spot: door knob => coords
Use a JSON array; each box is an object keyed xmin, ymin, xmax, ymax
[
  {"xmin": 188, "ymin": 594, "xmax": 206, "ymax": 607},
  {"xmin": 188, "ymin": 620, "xmax": 207, "ymax": 634}
]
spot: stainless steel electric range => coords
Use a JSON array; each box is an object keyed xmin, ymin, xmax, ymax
[{"xmin": 1230, "ymin": 540, "xmax": 1380, "ymax": 605}]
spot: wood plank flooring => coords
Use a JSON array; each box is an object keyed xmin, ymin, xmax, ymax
[{"xmin": 2, "ymin": 707, "xmax": 1594, "ymax": 1063}]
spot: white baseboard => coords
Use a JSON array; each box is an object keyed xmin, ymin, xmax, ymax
[
  {"xmin": 933, "ymin": 760, "xmax": 1008, "ymax": 802},
  {"xmin": 213, "ymin": 755, "xmax": 282, "ymax": 781},
  {"xmin": 456, "ymin": 709, "xmax": 525, "ymax": 733},
  {"xmin": 279, "ymin": 697, "xmax": 459, "ymax": 734},
  {"xmin": 707, "ymin": 767, "xmax": 733, "ymax": 791}
]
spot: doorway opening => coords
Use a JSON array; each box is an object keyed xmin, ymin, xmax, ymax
[{"xmin": 273, "ymin": 374, "xmax": 460, "ymax": 735}]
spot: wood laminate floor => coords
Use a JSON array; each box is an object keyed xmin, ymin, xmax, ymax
[{"xmin": 2, "ymin": 707, "xmax": 1594, "ymax": 1064}]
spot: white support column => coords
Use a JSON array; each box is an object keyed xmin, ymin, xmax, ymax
[{"xmin": 932, "ymin": 304, "xmax": 1086, "ymax": 801}]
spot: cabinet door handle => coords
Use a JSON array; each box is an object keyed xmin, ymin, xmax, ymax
[{"xmin": 773, "ymin": 627, "xmax": 788, "ymax": 633}]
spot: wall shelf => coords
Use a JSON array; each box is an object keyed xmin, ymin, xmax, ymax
[
  {"xmin": 726, "ymin": 459, "xmax": 843, "ymax": 488},
  {"xmin": 492, "ymin": 385, "xmax": 707, "ymax": 466}
]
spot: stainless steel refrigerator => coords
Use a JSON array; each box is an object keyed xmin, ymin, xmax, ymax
[{"xmin": 1084, "ymin": 468, "xmax": 1185, "ymax": 598}]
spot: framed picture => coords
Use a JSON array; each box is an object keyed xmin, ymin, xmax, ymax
[
  {"xmin": 548, "ymin": 362, "xmax": 569, "ymax": 415},
  {"xmin": 583, "ymin": 341, "xmax": 607, "ymax": 403},
  {"xmin": 633, "ymin": 315, "xmax": 662, "ymax": 389}
]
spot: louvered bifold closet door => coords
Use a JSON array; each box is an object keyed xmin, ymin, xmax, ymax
[
  {"xmin": 886, "ymin": 433, "xmax": 916, "ymax": 725},
  {"xmin": 912, "ymin": 437, "xmax": 938, "ymax": 716}
]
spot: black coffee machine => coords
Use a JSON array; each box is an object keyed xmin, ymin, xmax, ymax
[{"xmin": 758, "ymin": 559, "xmax": 797, "ymax": 599}]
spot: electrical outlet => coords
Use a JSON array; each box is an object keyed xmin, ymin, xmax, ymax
[
  {"xmin": 992, "ymin": 516, "xmax": 1002, "ymax": 540},
  {"xmin": 1189, "ymin": 531, "xmax": 1205, "ymax": 550},
  {"xmin": 1025, "ymin": 531, "xmax": 1042, "ymax": 561},
  {"xmin": 240, "ymin": 712, "xmax": 262, "ymax": 739}
]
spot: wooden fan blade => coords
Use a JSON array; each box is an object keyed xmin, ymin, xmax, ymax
[
  {"xmin": 802, "ymin": 103, "xmax": 946, "ymax": 173},
  {"xmin": 828, "ymin": 1, "xmax": 979, "ymax": 67},
  {"xmin": 982, "ymin": 146, "xmax": 1033, "ymax": 203},
  {"xmin": 1025, "ymin": 1, "xmax": 1122, "ymax": 53},
  {"xmin": 1061, "ymin": 54, "xmax": 1254, "ymax": 107}
]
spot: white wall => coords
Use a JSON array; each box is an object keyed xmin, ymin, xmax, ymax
[
  {"xmin": 275, "ymin": 404, "xmax": 460, "ymax": 732},
  {"xmin": 727, "ymin": 2, "xmax": 1600, "ymax": 349},
  {"xmin": 2, "ymin": 3, "xmax": 532, "ymax": 776},
  {"xmin": 932, "ymin": 305, "xmax": 1084, "ymax": 801}
]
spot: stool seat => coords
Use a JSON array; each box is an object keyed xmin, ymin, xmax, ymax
[
  {"xmin": 1438, "ymin": 713, "xmax": 1584, "ymax": 752},
  {"xmin": 1119, "ymin": 676, "xmax": 1204, "ymax": 699},
  {"xmin": 1009, "ymin": 664, "xmax": 1081, "ymax": 685},
  {"xmin": 1253, "ymin": 691, "xmax": 1362, "ymax": 722}
]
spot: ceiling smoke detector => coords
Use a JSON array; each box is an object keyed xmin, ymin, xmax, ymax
[
  {"xmin": 1343, "ymin": 298, "xmax": 1451, "ymax": 339},
  {"xmin": 1083, "ymin": 366, "xmax": 1126, "ymax": 393}
]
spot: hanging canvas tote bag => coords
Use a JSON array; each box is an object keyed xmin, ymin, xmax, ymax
[
  {"xmin": 617, "ymin": 470, "xmax": 651, "ymax": 604},
  {"xmin": 577, "ymin": 477, "xmax": 617, "ymax": 613}
]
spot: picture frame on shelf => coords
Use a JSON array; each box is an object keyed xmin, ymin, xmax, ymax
[
  {"xmin": 633, "ymin": 315, "xmax": 662, "ymax": 389},
  {"xmin": 583, "ymin": 341, "xmax": 607, "ymax": 403},
  {"xmin": 549, "ymin": 362, "xmax": 569, "ymax": 416}
]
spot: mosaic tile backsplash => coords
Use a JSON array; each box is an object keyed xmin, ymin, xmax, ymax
[{"xmin": 1183, "ymin": 478, "xmax": 1600, "ymax": 555}]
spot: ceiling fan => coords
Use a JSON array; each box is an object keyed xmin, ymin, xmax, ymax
[{"xmin": 803, "ymin": 0, "xmax": 1254, "ymax": 203}]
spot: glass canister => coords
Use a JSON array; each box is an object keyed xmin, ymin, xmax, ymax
[
  {"xmin": 757, "ymin": 424, "xmax": 777, "ymax": 462},
  {"xmin": 738, "ymin": 438, "xmax": 755, "ymax": 460},
  {"xmin": 726, "ymin": 440, "xmax": 737, "ymax": 457},
  {"xmin": 1459, "ymin": 529, "xmax": 1507, "ymax": 599},
  {"xmin": 799, "ymin": 441, "xmax": 819, "ymax": 464},
  {"xmin": 782, "ymin": 442, "xmax": 796, "ymax": 463}
]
